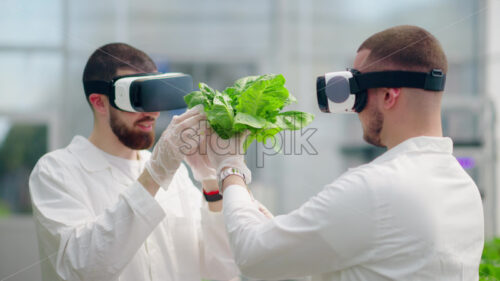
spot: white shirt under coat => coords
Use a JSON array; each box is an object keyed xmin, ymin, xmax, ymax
[
  {"xmin": 223, "ymin": 136, "xmax": 484, "ymax": 281},
  {"xmin": 29, "ymin": 136, "xmax": 239, "ymax": 281}
]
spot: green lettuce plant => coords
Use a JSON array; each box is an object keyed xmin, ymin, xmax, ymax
[
  {"xmin": 481, "ymin": 238, "xmax": 500, "ymax": 280},
  {"xmin": 184, "ymin": 74, "xmax": 315, "ymax": 151}
]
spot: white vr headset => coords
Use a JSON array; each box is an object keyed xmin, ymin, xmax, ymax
[
  {"xmin": 83, "ymin": 72, "xmax": 193, "ymax": 112},
  {"xmin": 316, "ymin": 68, "xmax": 446, "ymax": 113}
]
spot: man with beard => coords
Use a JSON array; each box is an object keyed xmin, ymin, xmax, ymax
[
  {"xmin": 205, "ymin": 25, "xmax": 484, "ymax": 280},
  {"xmin": 29, "ymin": 43, "xmax": 239, "ymax": 281}
]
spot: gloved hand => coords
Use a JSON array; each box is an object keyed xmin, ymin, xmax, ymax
[
  {"xmin": 145, "ymin": 105, "xmax": 206, "ymax": 189},
  {"xmin": 206, "ymin": 128, "xmax": 252, "ymax": 185},
  {"xmin": 185, "ymin": 121, "xmax": 217, "ymax": 182}
]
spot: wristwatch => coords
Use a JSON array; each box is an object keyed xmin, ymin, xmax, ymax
[
  {"xmin": 218, "ymin": 167, "xmax": 248, "ymax": 192},
  {"xmin": 203, "ymin": 189, "xmax": 223, "ymax": 202}
]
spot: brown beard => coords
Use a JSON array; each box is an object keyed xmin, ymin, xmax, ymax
[
  {"xmin": 363, "ymin": 106, "xmax": 384, "ymax": 147},
  {"xmin": 109, "ymin": 110, "xmax": 155, "ymax": 150}
]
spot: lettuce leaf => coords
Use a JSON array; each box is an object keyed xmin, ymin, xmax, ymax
[{"xmin": 184, "ymin": 74, "xmax": 314, "ymax": 151}]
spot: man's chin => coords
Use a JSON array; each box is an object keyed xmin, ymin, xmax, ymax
[
  {"xmin": 109, "ymin": 113, "xmax": 156, "ymax": 150},
  {"xmin": 137, "ymin": 132, "xmax": 155, "ymax": 150},
  {"xmin": 119, "ymin": 132, "xmax": 155, "ymax": 150},
  {"xmin": 363, "ymin": 133, "xmax": 384, "ymax": 148}
]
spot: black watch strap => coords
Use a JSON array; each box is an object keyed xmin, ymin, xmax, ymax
[{"xmin": 203, "ymin": 190, "xmax": 223, "ymax": 202}]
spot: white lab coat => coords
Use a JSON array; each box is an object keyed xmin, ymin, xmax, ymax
[
  {"xmin": 223, "ymin": 136, "xmax": 484, "ymax": 281},
  {"xmin": 29, "ymin": 136, "xmax": 239, "ymax": 281}
]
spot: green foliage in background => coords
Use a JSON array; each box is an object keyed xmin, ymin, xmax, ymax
[
  {"xmin": 481, "ymin": 238, "xmax": 500, "ymax": 280},
  {"xmin": 0, "ymin": 124, "xmax": 47, "ymax": 175},
  {"xmin": 0, "ymin": 200, "xmax": 10, "ymax": 217},
  {"xmin": 0, "ymin": 124, "xmax": 48, "ymax": 214},
  {"xmin": 184, "ymin": 74, "xmax": 315, "ymax": 151}
]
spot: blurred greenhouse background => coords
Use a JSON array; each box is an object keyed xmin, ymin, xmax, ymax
[{"xmin": 0, "ymin": 0, "xmax": 499, "ymax": 280}]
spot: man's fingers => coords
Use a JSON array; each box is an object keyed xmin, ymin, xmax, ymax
[
  {"xmin": 197, "ymin": 120, "xmax": 209, "ymax": 136},
  {"xmin": 175, "ymin": 105, "xmax": 205, "ymax": 122},
  {"xmin": 179, "ymin": 113, "xmax": 206, "ymax": 131},
  {"xmin": 239, "ymin": 130, "xmax": 251, "ymax": 143},
  {"xmin": 200, "ymin": 119, "xmax": 210, "ymax": 132},
  {"xmin": 198, "ymin": 130, "xmax": 209, "ymax": 155}
]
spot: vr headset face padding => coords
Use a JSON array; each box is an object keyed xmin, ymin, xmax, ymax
[
  {"xmin": 316, "ymin": 76, "xmax": 328, "ymax": 113},
  {"xmin": 352, "ymin": 90, "xmax": 368, "ymax": 113}
]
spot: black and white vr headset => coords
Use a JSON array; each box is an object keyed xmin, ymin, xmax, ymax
[
  {"xmin": 83, "ymin": 72, "xmax": 193, "ymax": 112},
  {"xmin": 316, "ymin": 68, "xmax": 446, "ymax": 113}
]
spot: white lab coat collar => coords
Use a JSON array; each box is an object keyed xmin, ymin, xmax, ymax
[
  {"xmin": 372, "ymin": 136, "xmax": 453, "ymax": 164},
  {"xmin": 67, "ymin": 136, "xmax": 149, "ymax": 185}
]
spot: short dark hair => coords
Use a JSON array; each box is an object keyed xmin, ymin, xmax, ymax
[
  {"xmin": 82, "ymin": 43, "xmax": 157, "ymax": 101},
  {"xmin": 357, "ymin": 25, "xmax": 447, "ymax": 73}
]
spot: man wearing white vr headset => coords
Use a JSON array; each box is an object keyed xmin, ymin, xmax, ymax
[
  {"xmin": 29, "ymin": 43, "xmax": 239, "ymax": 281},
  {"xmin": 206, "ymin": 25, "xmax": 484, "ymax": 280}
]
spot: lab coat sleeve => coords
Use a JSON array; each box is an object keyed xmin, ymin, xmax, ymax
[
  {"xmin": 222, "ymin": 172, "xmax": 377, "ymax": 280},
  {"xmin": 180, "ymin": 167, "xmax": 240, "ymax": 280},
  {"xmin": 198, "ymin": 204, "xmax": 241, "ymax": 280},
  {"xmin": 29, "ymin": 156, "xmax": 166, "ymax": 281}
]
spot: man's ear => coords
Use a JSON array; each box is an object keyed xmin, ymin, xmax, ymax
[
  {"xmin": 88, "ymin": 93, "xmax": 109, "ymax": 115},
  {"xmin": 382, "ymin": 88, "xmax": 401, "ymax": 110}
]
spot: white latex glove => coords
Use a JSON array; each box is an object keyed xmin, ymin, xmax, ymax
[
  {"xmin": 185, "ymin": 121, "xmax": 217, "ymax": 182},
  {"xmin": 206, "ymin": 128, "xmax": 252, "ymax": 185},
  {"xmin": 145, "ymin": 105, "xmax": 206, "ymax": 189}
]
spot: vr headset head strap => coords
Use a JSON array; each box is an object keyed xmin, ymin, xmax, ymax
[
  {"xmin": 349, "ymin": 69, "xmax": 446, "ymax": 94},
  {"xmin": 83, "ymin": 80, "xmax": 117, "ymax": 108},
  {"xmin": 83, "ymin": 80, "xmax": 112, "ymax": 97},
  {"xmin": 111, "ymin": 72, "xmax": 160, "ymax": 83}
]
